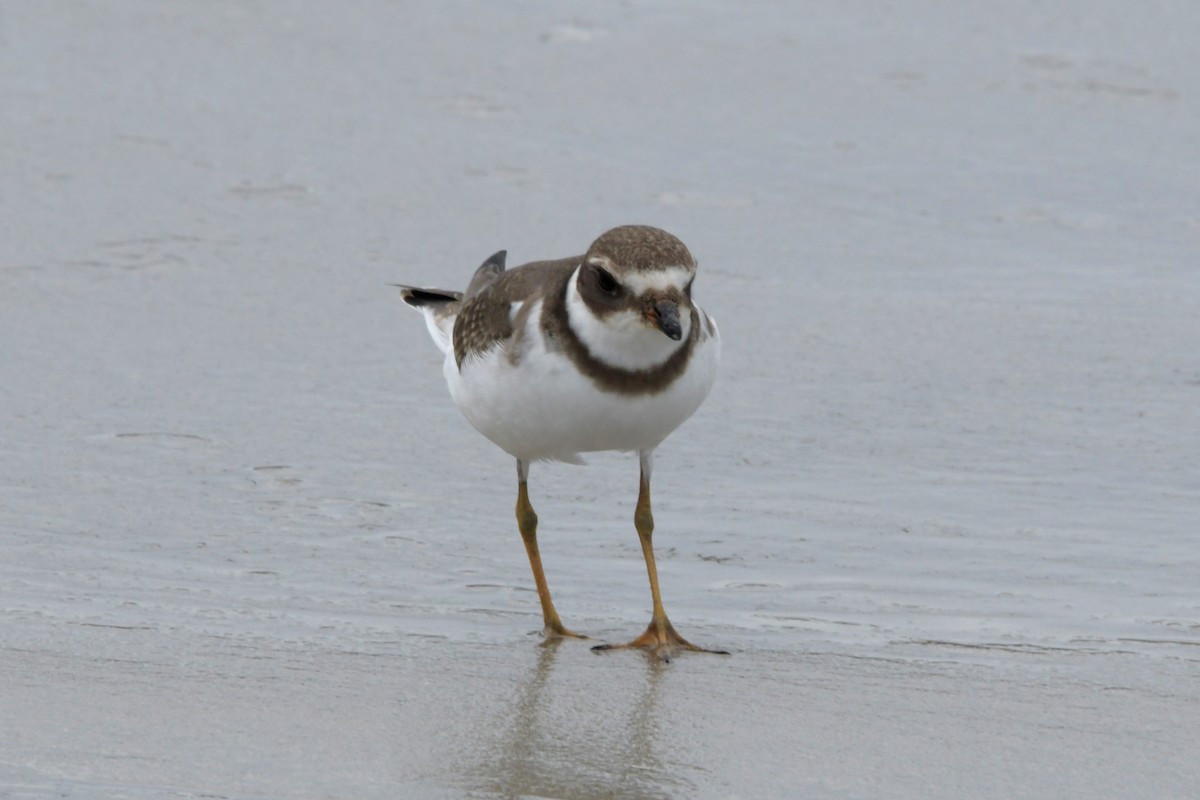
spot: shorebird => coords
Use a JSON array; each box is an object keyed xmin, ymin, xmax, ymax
[{"xmin": 396, "ymin": 225, "xmax": 724, "ymax": 659}]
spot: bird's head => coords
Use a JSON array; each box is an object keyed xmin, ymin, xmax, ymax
[{"xmin": 571, "ymin": 225, "xmax": 697, "ymax": 361}]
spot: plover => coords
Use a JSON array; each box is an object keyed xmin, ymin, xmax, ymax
[{"xmin": 396, "ymin": 225, "xmax": 724, "ymax": 658}]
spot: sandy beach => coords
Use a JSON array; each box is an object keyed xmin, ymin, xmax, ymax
[{"xmin": 2, "ymin": 2, "xmax": 1198, "ymax": 797}]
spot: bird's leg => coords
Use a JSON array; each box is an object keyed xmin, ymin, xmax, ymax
[
  {"xmin": 515, "ymin": 460, "xmax": 586, "ymax": 640},
  {"xmin": 593, "ymin": 452, "xmax": 728, "ymax": 660}
]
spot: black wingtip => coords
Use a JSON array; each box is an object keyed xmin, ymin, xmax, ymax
[
  {"xmin": 484, "ymin": 250, "xmax": 507, "ymax": 271},
  {"xmin": 463, "ymin": 250, "xmax": 507, "ymax": 299}
]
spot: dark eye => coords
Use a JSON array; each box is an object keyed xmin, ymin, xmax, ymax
[{"xmin": 595, "ymin": 267, "xmax": 619, "ymax": 295}]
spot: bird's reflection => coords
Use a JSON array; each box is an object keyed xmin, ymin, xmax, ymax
[{"xmin": 467, "ymin": 640, "xmax": 690, "ymax": 799}]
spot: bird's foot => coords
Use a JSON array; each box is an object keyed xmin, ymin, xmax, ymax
[
  {"xmin": 542, "ymin": 620, "xmax": 588, "ymax": 641},
  {"xmin": 591, "ymin": 617, "xmax": 729, "ymax": 662}
]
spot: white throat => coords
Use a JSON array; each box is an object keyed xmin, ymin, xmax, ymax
[{"xmin": 565, "ymin": 266, "xmax": 691, "ymax": 371}]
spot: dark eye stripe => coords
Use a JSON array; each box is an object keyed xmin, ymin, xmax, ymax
[{"xmin": 595, "ymin": 267, "xmax": 619, "ymax": 294}]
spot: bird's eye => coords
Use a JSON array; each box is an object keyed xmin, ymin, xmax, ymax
[{"xmin": 595, "ymin": 267, "xmax": 619, "ymax": 295}]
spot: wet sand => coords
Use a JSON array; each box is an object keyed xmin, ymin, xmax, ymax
[
  {"xmin": 3, "ymin": 1, "xmax": 1198, "ymax": 797},
  {"xmin": 7, "ymin": 621, "xmax": 1197, "ymax": 799}
]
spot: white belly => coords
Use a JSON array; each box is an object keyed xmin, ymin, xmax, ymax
[{"xmin": 443, "ymin": 309, "xmax": 719, "ymax": 463}]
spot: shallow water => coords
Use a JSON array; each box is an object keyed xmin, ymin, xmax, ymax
[{"xmin": 3, "ymin": 1, "xmax": 1198, "ymax": 797}]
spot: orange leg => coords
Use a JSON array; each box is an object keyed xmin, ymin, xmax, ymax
[
  {"xmin": 593, "ymin": 457, "xmax": 728, "ymax": 660},
  {"xmin": 516, "ymin": 461, "xmax": 585, "ymax": 640}
]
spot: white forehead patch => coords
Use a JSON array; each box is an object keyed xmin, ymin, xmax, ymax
[{"xmin": 619, "ymin": 265, "xmax": 695, "ymax": 296}]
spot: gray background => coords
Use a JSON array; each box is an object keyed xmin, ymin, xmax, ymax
[{"xmin": 3, "ymin": 2, "xmax": 1197, "ymax": 798}]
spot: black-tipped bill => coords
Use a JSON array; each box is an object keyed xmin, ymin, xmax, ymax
[{"xmin": 653, "ymin": 300, "xmax": 683, "ymax": 341}]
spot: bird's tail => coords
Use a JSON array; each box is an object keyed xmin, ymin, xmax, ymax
[
  {"xmin": 393, "ymin": 285, "xmax": 463, "ymax": 309},
  {"xmin": 392, "ymin": 285, "xmax": 462, "ymax": 356},
  {"xmin": 393, "ymin": 247, "xmax": 505, "ymax": 356}
]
